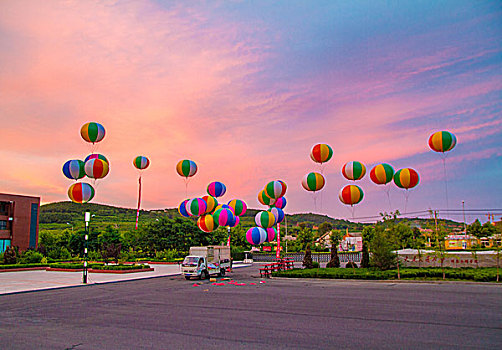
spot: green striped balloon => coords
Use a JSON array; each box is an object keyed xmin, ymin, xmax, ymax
[
  {"xmin": 255, "ymin": 211, "xmax": 276, "ymax": 228},
  {"xmin": 228, "ymin": 199, "xmax": 247, "ymax": 216},
  {"xmin": 301, "ymin": 172, "xmax": 325, "ymax": 192},
  {"xmin": 342, "ymin": 161, "xmax": 366, "ymax": 181},
  {"xmin": 176, "ymin": 159, "xmax": 197, "ymax": 178}
]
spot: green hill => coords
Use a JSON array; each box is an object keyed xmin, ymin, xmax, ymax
[{"xmin": 40, "ymin": 201, "xmax": 463, "ymax": 233}]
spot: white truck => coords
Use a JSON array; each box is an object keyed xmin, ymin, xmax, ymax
[{"xmin": 181, "ymin": 246, "xmax": 231, "ymax": 280}]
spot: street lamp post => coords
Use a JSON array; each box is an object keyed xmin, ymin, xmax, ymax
[{"xmin": 83, "ymin": 211, "xmax": 91, "ymax": 284}]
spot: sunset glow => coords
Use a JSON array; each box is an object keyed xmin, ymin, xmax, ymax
[{"xmin": 1, "ymin": 0, "xmax": 500, "ymax": 223}]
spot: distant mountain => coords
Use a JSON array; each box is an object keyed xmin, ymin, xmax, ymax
[{"xmin": 40, "ymin": 201, "xmax": 463, "ymax": 230}]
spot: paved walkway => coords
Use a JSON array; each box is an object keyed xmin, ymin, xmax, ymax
[{"xmin": 0, "ymin": 263, "xmax": 251, "ymax": 295}]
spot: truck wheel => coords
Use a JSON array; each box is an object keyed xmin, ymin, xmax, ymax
[
  {"xmin": 201, "ymin": 270, "xmax": 209, "ymax": 280},
  {"xmin": 184, "ymin": 276, "xmax": 191, "ymax": 280},
  {"xmin": 220, "ymin": 268, "xmax": 226, "ymax": 277}
]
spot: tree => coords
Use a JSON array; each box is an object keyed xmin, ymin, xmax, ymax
[
  {"xmin": 68, "ymin": 228, "xmax": 100, "ymax": 256},
  {"xmin": 99, "ymin": 226, "xmax": 123, "ymax": 263},
  {"xmin": 296, "ymin": 227, "xmax": 314, "ymax": 250},
  {"xmin": 369, "ymin": 227, "xmax": 396, "ymax": 270},
  {"xmin": 467, "ymin": 219, "xmax": 483, "ymax": 238},
  {"xmin": 302, "ymin": 243, "xmax": 313, "ymax": 269},
  {"xmin": 360, "ymin": 226, "xmax": 373, "ymax": 268},
  {"xmin": 481, "ymin": 222, "xmax": 498, "ymax": 238},
  {"xmin": 326, "ymin": 230, "xmax": 341, "ymax": 268},
  {"xmin": 139, "ymin": 217, "xmax": 227, "ymax": 255},
  {"xmin": 318, "ymin": 222, "xmax": 333, "ymax": 237}
]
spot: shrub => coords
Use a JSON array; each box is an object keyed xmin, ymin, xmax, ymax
[
  {"xmin": 303, "ymin": 244, "xmax": 313, "ymax": 269},
  {"xmin": 346, "ymin": 262, "xmax": 358, "ymax": 269},
  {"xmin": 88, "ymin": 250, "xmax": 102, "ymax": 261},
  {"xmin": 312, "ymin": 261, "xmax": 320, "ymax": 268},
  {"xmin": 20, "ymin": 250, "xmax": 44, "ymax": 264},
  {"xmin": 47, "ymin": 247, "xmax": 72, "ymax": 260},
  {"xmin": 154, "ymin": 249, "xmax": 180, "ymax": 261},
  {"xmin": 326, "ymin": 243, "xmax": 340, "ymax": 268},
  {"xmin": 3, "ymin": 246, "xmax": 17, "ymax": 264}
]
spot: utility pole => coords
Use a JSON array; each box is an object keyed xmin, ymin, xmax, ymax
[
  {"xmin": 462, "ymin": 201, "xmax": 466, "ymax": 233},
  {"xmin": 83, "ymin": 211, "xmax": 90, "ymax": 284}
]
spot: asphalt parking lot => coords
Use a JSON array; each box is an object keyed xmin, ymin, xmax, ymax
[{"xmin": 0, "ymin": 264, "xmax": 501, "ymax": 349}]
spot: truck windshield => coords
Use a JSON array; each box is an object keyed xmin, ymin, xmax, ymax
[{"xmin": 182, "ymin": 257, "xmax": 198, "ymax": 266}]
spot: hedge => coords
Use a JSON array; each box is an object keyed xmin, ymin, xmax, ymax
[
  {"xmin": 0, "ymin": 263, "xmax": 49, "ymax": 269},
  {"xmin": 94, "ymin": 264, "xmax": 150, "ymax": 270},
  {"xmin": 272, "ymin": 267, "xmax": 500, "ymax": 282}
]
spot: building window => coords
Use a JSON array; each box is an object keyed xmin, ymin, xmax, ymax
[
  {"xmin": 0, "ymin": 220, "xmax": 7, "ymax": 230},
  {"xmin": 0, "ymin": 202, "xmax": 10, "ymax": 215},
  {"xmin": 0, "ymin": 239, "xmax": 11, "ymax": 253}
]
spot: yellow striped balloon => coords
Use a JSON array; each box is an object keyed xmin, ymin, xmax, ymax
[
  {"xmin": 428, "ymin": 131, "xmax": 456, "ymax": 153},
  {"xmin": 197, "ymin": 214, "xmax": 218, "ymax": 233},
  {"xmin": 394, "ymin": 168, "xmax": 419, "ymax": 189},
  {"xmin": 370, "ymin": 163, "xmax": 394, "ymax": 185},
  {"xmin": 310, "ymin": 144, "xmax": 333, "ymax": 164},
  {"xmin": 258, "ymin": 190, "xmax": 275, "ymax": 206},
  {"xmin": 339, "ymin": 185, "xmax": 364, "ymax": 206}
]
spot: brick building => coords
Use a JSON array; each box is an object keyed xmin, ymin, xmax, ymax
[{"xmin": 0, "ymin": 193, "xmax": 40, "ymax": 253}]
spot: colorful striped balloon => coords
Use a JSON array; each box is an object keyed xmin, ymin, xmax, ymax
[
  {"xmin": 207, "ymin": 181, "xmax": 226, "ymax": 197},
  {"xmin": 264, "ymin": 180, "xmax": 287, "ymax": 199},
  {"xmin": 176, "ymin": 160, "xmax": 197, "ymax": 178},
  {"xmin": 265, "ymin": 227, "xmax": 277, "ymax": 243},
  {"xmin": 214, "ymin": 204, "xmax": 235, "ymax": 214},
  {"xmin": 394, "ymin": 168, "xmax": 420, "ymax": 189},
  {"xmin": 258, "ymin": 190, "xmax": 275, "ymax": 206},
  {"xmin": 228, "ymin": 199, "xmax": 247, "ymax": 216},
  {"xmin": 310, "ymin": 144, "xmax": 333, "ymax": 164},
  {"xmin": 202, "ymin": 195, "xmax": 218, "ymax": 214},
  {"xmin": 268, "ymin": 207, "xmax": 285, "ymax": 223},
  {"xmin": 178, "ymin": 199, "xmax": 190, "ymax": 217},
  {"xmin": 213, "ymin": 208, "xmax": 235, "ymax": 226},
  {"xmin": 342, "ymin": 161, "xmax": 366, "ymax": 181},
  {"xmin": 62, "ymin": 160, "xmax": 86, "ymax": 180},
  {"xmin": 84, "ymin": 154, "xmax": 109, "ymax": 164},
  {"xmin": 197, "ymin": 214, "xmax": 218, "ymax": 233},
  {"xmin": 68, "ymin": 183, "xmax": 95, "ymax": 204},
  {"xmin": 370, "ymin": 163, "xmax": 394, "ymax": 185},
  {"xmin": 133, "ymin": 156, "xmax": 150, "ymax": 170},
  {"xmin": 84, "ymin": 158, "xmax": 109, "ymax": 179},
  {"xmin": 272, "ymin": 197, "xmax": 287, "ymax": 209},
  {"xmin": 246, "ymin": 227, "xmax": 267, "ymax": 245},
  {"xmin": 302, "ymin": 172, "xmax": 325, "ymax": 192},
  {"xmin": 80, "ymin": 122, "xmax": 105, "ymax": 143},
  {"xmin": 428, "ymin": 131, "xmax": 457, "ymax": 153},
  {"xmin": 339, "ymin": 185, "xmax": 364, "ymax": 206},
  {"xmin": 255, "ymin": 211, "xmax": 277, "ymax": 228},
  {"xmin": 229, "ymin": 215, "xmax": 240, "ymax": 228},
  {"xmin": 186, "ymin": 198, "xmax": 207, "ymax": 217}
]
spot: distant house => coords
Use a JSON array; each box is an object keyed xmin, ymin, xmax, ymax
[
  {"xmin": 314, "ymin": 229, "xmax": 362, "ymax": 252},
  {"xmin": 0, "ymin": 193, "xmax": 40, "ymax": 252},
  {"xmin": 444, "ymin": 234, "xmax": 478, "ymax": 250}
]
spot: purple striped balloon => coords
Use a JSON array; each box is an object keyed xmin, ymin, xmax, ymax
[
  {"xmin": 207, "ymin": 181, "xmax": 226, "ymax": 198},
  {"xmin": 246, "ymin": 227, "xmax": 267, "ymax": 245},
  {"xmin": 265, "ymin": 227, "xmax": 277, "ymax": 243},
  {"xmin": 213, "ymin": 208, "xmax": 234, "ymax": 226}
]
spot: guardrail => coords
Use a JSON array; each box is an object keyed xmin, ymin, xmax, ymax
[{"xmin": 253, "ymin": 252, "xmax": 362, "ymax": 263}]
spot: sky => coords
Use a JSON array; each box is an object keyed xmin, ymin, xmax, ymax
[{"xmin": 0, "ymin": 0, "xmax": 501, "ymax": 224}]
